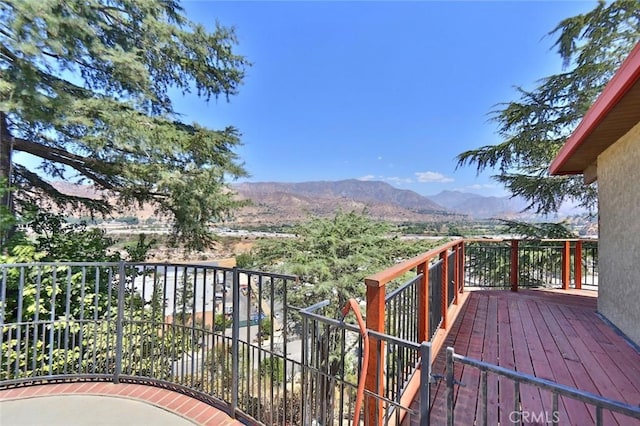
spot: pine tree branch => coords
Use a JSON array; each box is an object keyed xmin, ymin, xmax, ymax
[
  {"xmin": 12, "ymin": 137, "xmax": 120, "ymax": 190},
  {"xmin": 13, "ymin": 164, "xmax": 112, "ymax": 214}
]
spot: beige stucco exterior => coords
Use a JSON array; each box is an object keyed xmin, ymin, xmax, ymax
[{"xmin": 597, "ymin": 120, "xmax": 640, "ymax": 345}]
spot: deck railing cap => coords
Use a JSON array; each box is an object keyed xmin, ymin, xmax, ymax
[{"xmin": 364, "ymin": 239, "xmax": 462, "ymax": 287}]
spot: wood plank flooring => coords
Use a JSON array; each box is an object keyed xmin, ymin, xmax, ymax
[{"xmin": 409, "ymin": 289, "xmax": 640, "ymax": 425}]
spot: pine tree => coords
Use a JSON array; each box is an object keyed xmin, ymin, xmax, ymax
[
  {"xmin": 252, "ymin": 211, "xmax": 445, "ymax": 319},
  {"xmin": 457, "ymin": 1, "xmax": 640, "ymax": 214},
  {"xmin": 0, "ymin": 0, "xmax": 250, "ymax": 249}
]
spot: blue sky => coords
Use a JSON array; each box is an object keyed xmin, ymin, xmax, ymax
[{"xmin": 174, "ymin": 1, "xmax": 595, "ymax": 197}]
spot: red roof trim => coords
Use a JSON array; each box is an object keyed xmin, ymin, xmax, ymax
[{"xmin": 550, "ymin": 42, "xmax": 640, "ymax": 175}]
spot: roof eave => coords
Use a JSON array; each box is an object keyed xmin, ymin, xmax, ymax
[{"xmin": 550, "ymin": 42, "xmax": 640, "ymax": 176}]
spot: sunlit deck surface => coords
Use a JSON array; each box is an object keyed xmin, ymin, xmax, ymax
[{"xmin": 409, "ymin": 289, "xmax": 640, "ymax": 425}]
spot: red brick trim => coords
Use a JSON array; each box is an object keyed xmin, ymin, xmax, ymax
[{"xmin": 0, "ymin": 383, "xmax": 243, "ymax": 426}]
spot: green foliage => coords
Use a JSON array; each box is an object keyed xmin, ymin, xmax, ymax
[
  {"xmin": 0, "ymin": 180, "xmax": 16, "ymax": 247},
  {"xmin": 174, "ymin": 271, "xmax": 195, "ymax": 323},
  {"xmin": 123, "ymin": 233, "xmax": 156, "ymax": 263},
  {"xmin": 399, "ymin": 220, "xmax": 502, "ymax": 237},
  {"xmin": 1, "ymin": 0, "xmax": 251, "ymax": 250},
  {"xmin": 213, "ymin": 314, "xmax": 233, "ymax": 331},
  {"xmin": 0, "ymin": 283, "xmax": 194, "ymax": 381},
  {"xmin": 194, "ymin": 343, "xmax": 244, "ymax": 400},
  {"xmin": 499, "ymin": 219, "xmax": 576, "ymax": 239},
  {"xmin": 28, "ymin": 211, "xmax": 119, "ymax": 262},
  {"xmin": 0, "ymin": 209, "xmax": 199, "ymax": 382},
  {"xmin": 259, "ymin": 317, "xmax": 272, "ymax": 340},
  {"xmin": 259, "ymin": 356, "xmax": 285, "ymax": 383},
  {"xmin": 213, "ymin": 313, "xmax": 232, "ymax": 332},
  {"xmin": 447, "ymin": 224, "xmax": 463, "ymax": 237},
  {"xmin": 251, "ymin": 211, "xmax": 447, "ymax": 318},
  {"xmin": 119, "ymin": 216, "xmax": 139, "ymax": 225},
  {"xmin": 235, "ymin": 251, "xmax": 256, "ymax": 269},
  {"xmin": 457, "ymin": 1, "xmax": 640, "ymax": 214},
  {"xmin": 1, "ymin": 212, "xmax": 131, "ymax": 328}
]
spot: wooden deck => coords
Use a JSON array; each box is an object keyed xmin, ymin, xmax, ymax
[{"xmin": 412, "ymin": 289, "xmax": 640, "ymax": 425}]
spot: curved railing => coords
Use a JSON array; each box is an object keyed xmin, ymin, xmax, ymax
[
  {"xmin": 0, "ymin": 262, "xmax": 301, "ymax": 425},
  {"xmin": 0, "ymin": 261, "xmax": 431, "ymax": 425},
  {"xmin": 2, "ymin": 240, "xmax": 601, "ymax": 425}
]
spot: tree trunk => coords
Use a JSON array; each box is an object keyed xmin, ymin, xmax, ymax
[
  {"xmin": 0, "ymin": 112, "xmax": 12, "ymax": 198},
  {"xmin": 0, "ymin": 111, "xmax": 14, "ymax": 246}
]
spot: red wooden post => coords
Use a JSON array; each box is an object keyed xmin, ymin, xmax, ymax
[
  {"xmin": 510, "ymin": 240, "xmax": 519, "ymax": 292},
  {"xmin": 460, "ymin": 241, "xmax": 466, "ymax": 293},
  {"xmin": 575, "ymin": 240, "xmax": 583, "ymax": 290},
  {"xmin": 440, "ymin": 250, "xmax": 449, "ymax": 329},
  {"xmin": 364, "ymin": 279, "xmax": 385, "ymax": 426},
  {"xmin": 562, "ymin": 241, "xmax": 571, "ymax": 290},
  {"xmin": 417, "ymin": 260, "xmax": 430, "ymax": 342},
  {"xmin": 453, "ymin": 244, "xmax": 460, "ymax": 305}
]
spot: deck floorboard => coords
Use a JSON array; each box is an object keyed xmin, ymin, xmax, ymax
[{"xmin": 407, "ymin": 289, "xmax": 640, "ymax": 426}]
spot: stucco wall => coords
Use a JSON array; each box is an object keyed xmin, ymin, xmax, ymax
[{"xmin": 597, "ymin": 120, "xmax": 640, "ymax": 345}]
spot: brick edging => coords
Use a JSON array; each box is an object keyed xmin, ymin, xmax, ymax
[{"xmin": 0, "ymin": 382, "xmax": 243, "ymax": 426}]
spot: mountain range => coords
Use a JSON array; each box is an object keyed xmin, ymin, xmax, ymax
[
  {"xmin": 51, "ymin": 179, "xmax": 569, "ymax": 225},
  {"xmin": 230, "ymin": 180, "xmax": 457, "ymax": 226},
  {"xmin": 428, "ymin": 190, "xmax": 530, "ymax": 218},
  {"xmin": 230, "ymin": 180, "xmax": 533, "ymax": 225}
]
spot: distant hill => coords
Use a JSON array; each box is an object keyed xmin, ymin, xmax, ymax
[
  {"xmin": 231, "ymin": 180, "xmax": 459, "ymax": 225},
  {"xmin": 428, "ymin": 190, "xmax": 484, "ymax": 210},
  {"xmin": 428, "ymin": 190, "xmax": 529, "ymax": 218},
  {"xmin": 50, "ymin": 179, "xmax": 461, "ymax": 226},
  {"xmin": 50, "ymin": 181, "xmax": 103, "ymax": 200},
  {"xmin": 234, "ymin": 179, "xmax": 447, "ymax": 212},
  {"xmin": 50, "ymin": 180, "xmax": 584, "ymax": 227},
  {"xmin": 429, "ymin": 190, "xmax": 593, "ymax": 220}
]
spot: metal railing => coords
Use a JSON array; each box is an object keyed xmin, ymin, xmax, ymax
[
  {"xmin": 0, "ymin": 261, "xmax": 434, "ymax": 425},
  {"xmin": 383, "ymin": 248, "xmax": 461, "ymax": 345},
  {"xmin": 300, "ymin": 300, "xmax": 431, "ymax": 425},
  {"xmin": 362, "ymin": 238, "xmax": 602, "ymax": 426},
  {"xmin": 580, "ymin": 240, "xmax": 599, "ymax": 287},
  {"xmin": 0, "ymin": 238, "xmax": 607, "ymax": 426},
  {"xmin": 465, "ymin": 239, "xmax": 598, "ymax": 290},
  {"xmin": 444, "ymin": 347, "xmax": 640, "ymax": 425},
  {"xmin": 464, "ymin": 241, "xmax": 511, "ymax": 288},
  {"xmin": 0, "ymin": 262, "xmax": 301, "ymax": 425},
  {"xmin": 364, "ymin": 240, "xmax": 465, "ymax": 425},
  {"xmin": 385, "ymin": 274, "xmax": 421, "ymax": 344},
  {"xmin": 429, "ymin": 261, "xmax": 443, "ymax": 338}
]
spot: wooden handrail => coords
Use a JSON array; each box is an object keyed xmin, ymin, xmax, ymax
[
  {"xmin": 364, "ymin": 239, "xmax": 464, "ymax": 425},
  {"xmin": 364, "ymin": 239, "xmax": 462, "ymax": 287},
  {"xmin": 362, "ymin": 237, "xmax": 597, "ymax": 425}
]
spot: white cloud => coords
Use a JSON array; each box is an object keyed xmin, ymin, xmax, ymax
[
  {"xmin": 386, "ymin": 176, "xmax": 412, "ymax": 184},
  {"xmin": 414, "ymin": 171, "xmax": 454, "ymax": 183},
  {"xmin": 455, "ymin": 183, "xmax": 509, "ymax": 197},
  {"xmin": 458, "ymin": 183, "xmax": 496, "ymax": 191},
  {"xmin": 358, "ymin": 175, "xmax": 376, "ymax": 181},
  {"xmin": 357, "ymin": 175, "xmax": 412, "ymax": 185}
]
